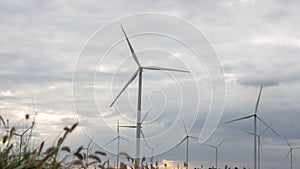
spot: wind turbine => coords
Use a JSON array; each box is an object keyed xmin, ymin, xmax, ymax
[
  {"xmin": 13, "ymin": 121, "xmax": 34, "ymax": 162},
  {"xmin": 83, "ymin": 139, "xmax": 92, "ymax": 168},
  {"xmin": 145, "ymin": 142, "xmax": 162, "ymax": 165},
  {"xmin": 204, "ymin": 139, "xmax": 225, "ymax": 169},
  {"xmin": 105, "ymin": 120, "xmax": 132, "ymax": 169},
  {"xmin": 176, "ymin": 121, "xmax": 197, "ymax": 169},
  {"xmin": 241, "ymin": 125, "xmax": 271, "ymax": 169},
  {"xmin": 109, "ymin": 25, "xmax": 190, "ymax": 166},
  {"xmin": 118, "ymin": 107, "xmax": 152, "ymax": 165},
  {"xmin": 225, "ymin": 85, "xmax": 279, "ymax": 169},
  {"xmin": 285, "ymin": 138, "xmax": 300, "ymax": 169}
]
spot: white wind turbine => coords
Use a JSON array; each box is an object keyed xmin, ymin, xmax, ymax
[
  {"xmin": 285, "ymin": 138, "xmax": 300, "ymax": 169},
  {"xmin": 105, "ymin": 120, "xmax": 132, "ymax": 169},
  {"xmin": 119, "ymin": 107, "xmax": 152, "ymax": 163},
  {"xmin": 225, "ymin": 85, "xmax": 279, "ymax": 169},
  {"xmin": 204, "ymin": 139, "xmax": 225, "ymax": 169},
  {"xmin": 176, "ymin": 121, "xmax": 197, "ymax": 169},
  {"xmin": 83, "ymin": 140, "xmax": 92, "ymax": 168},
  {"xmin": 241, "ymin": 125, "xmax": 271, "ymax": 169},
  {"xmin": 145, "ymin": 142, "xmax": 162, "ymax": 165},
  {"xmin": 109, "ymin": 25, "xmax": 190, "ymax": 166},
  {"xmin": 13, "ymin": 121, "xmax": 34, "ymax": 162}
]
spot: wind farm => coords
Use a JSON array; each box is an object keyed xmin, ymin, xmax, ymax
[
  {"xmin": 101, "ymin": 26, "xmax": 300, "ymax": 169},
  {"xmin": 1, "ymin": 2, "xmax": 300, "ymax": 168},
  {"xmin": 2, "ymin": 24, "xmax": 300, "ymax": 169}
]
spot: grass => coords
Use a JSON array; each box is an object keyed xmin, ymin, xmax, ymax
[
  {"xmin": 1, "ymin": 114, "xmax": 244, "ymax": 169},
  {"xmin": 0, "ymin": 114, "xmax": 111, "ymax": 169},
  {"xmin": 0, "ymin": 114, "xmax": 162, "ymax": 169}
]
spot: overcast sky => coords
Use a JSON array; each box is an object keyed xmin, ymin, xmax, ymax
[{"xmin": 1, "ymin": 0, "xmax": 300, "ymax": 169}]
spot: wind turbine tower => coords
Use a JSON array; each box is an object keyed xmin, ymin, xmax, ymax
[{"xmin": 204, "ymin": 139, "xmax": 225, "ymax": 169}]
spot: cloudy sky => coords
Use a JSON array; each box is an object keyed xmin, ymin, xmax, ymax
[{"xmin": 1, "ymin": 0, "xmax": 300, "ymax": 169}]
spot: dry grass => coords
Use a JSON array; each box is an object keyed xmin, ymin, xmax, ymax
[{"xmin": 0, "ymin": 114, "xmax": 111, "ymax": 169}]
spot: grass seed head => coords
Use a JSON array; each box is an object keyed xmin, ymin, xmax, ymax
[
  {"xmin": 88, "ymin": 154, "xmax": 102, "ymax": 163},
  {"xmin": 38, "ymin": 141, "xmax": 45, "ymax": 155},
  {"xmin": 70, "ymin": 122, "xmax": 78, "ymax": 132},
  {"xmin": 61, "ymin": 146, "xmax": 71, "ymax": 153},
  {"xmin": 25, "ymin": 114, "xmax": 29, "ymax": 120},
  {"xmin": 2, "ymin": 135, "xmax": 8, "ymax": 144},
  {"xmin": 95, "ymin": 150, "xmax": 107, "ymax": 156}
]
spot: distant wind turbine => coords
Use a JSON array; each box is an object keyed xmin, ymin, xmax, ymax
[
  {"xmin": 13, "ymin": 121, "xmax": 34, "ymax": 162},
  {"xmin": 241, "ymin": 125, "xmax": 271, "ymax": 169},
  {"xmin": 204, "ymin": 139, "xmax": 225, "ymax": 169},
  {"xmin": 105, "ymin": 120, "xmax": 132, "ymax": 169},
  {"xmin": 83, "ymin": 139, "xmax": 92, "ymax": 168},
  {"xmin": 145, "ymin": 142, "xmax": 162, "ymax": 165},
  {"xmin": 284, "ymin": 138, "xmax": 300, "ymax": 169},
  {"xmin": 118, "ymin": 107, "xmax": 152, "ymax": 163},
  {"xmin": 176, "ymin": 121, "xmax": 197, "ymax": 169},
  {"xmin": 110, "ymin": 25, "xmax": 190, "ymax": 166},
  {"xmin": 225, "ymin": 85, "xmax": 279, "ymax": 169}
]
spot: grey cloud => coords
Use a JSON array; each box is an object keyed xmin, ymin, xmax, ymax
[
  {"xmin": 1, "ymin": 0, "xmax": 300, "ymax": 168},
  {"xmin": 237, "ymin": 77, "xmax": 279, "ymax": 87}
]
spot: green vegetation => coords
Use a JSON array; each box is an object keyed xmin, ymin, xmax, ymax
[
  {"xmin": 1, "ymin": 114, "xmax": 244, "ymax": 169},
  {"xmin": 0, "ymin": 114, "xmax": 161, "ymax": 169},
  {"xmin": 0, "ymin": 114, "xmax": 110, "ymax": 169}
]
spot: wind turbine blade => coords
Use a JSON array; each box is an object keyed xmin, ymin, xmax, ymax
[
  {"xmin": 110, "ymin": 69, "xmax": 139, "ymax": 107},
  {"xmin": 256, "ymin": 116, "xmax": 280, "ymax": 136},
  {"xmin": 120, "ymin": 137, "xmax": 133, "ymax": 144},
  {"xmin": 240, "ymin": 129, "xmax": 255, "ymax": 136},
  {"xmin": 189, "ymin": 136, "xmax": 198, "ymax": 140},
  {"xmin": 142, "ymin": 66, "xmax": 190, "ymax": 73},
  {"xmin": 153, "ymin": 143, "xmax": 162, "ymax": 149},
  {"xmin": 255, "ymin": 84, "xmax": 263, "ymax": 114},
  {"xmin": 225, "ymin": 114, "xmax": 254, "ymax": 124},
  {"xmin": 285, "ymin": 149, "xmax": 291, "ymax": 159},
  {"xmin": 119, "ymin": 125, "xmax": 136, "ymax": 128},
  {"xmin": 21, "ymin": 123, "xmax": 34, "ymax": 136},
  {"xmin": 140, "ymin": 129, "xmax": 149, "ymax": 147},
  {"xmin": 259, "ymin": 124, "xmax": 271, "ymax": 136},
  {"xmin": 120, "ymin": 25, "xmax": 140, "ymax": 66},
  {"xmin": 204, "ymin": 143, "xmax": 215, "ymax": 148},
  {"xmin": 183, "ymin": 121, "xmax": 188, "ymax": 135},
  {"xmin": 117, "ymin": 120, "xmax": 119, "ymax": 133},
  {"xmin": 105, "ymin": 137, "xmax": 118, "ymax": 146},
  {"xmin": 13, "ymin": 133, "xmax": 21, "ymax": 137},
  {"xmin": 87, "ymin": 139, "xmax": 92, "ymax": 150},
  {"xmin": 285, "ymin": 138, "xmax": 291, "ymax": 148},
  {"xmin": 217, "ymin": 139, "xmax": 225, "ymax": 148},
  {"xmin": 141, "ymin": 106, "xmax": 152, "ymax": 123},
  {"xmin": 175, "ymin": 137, "xmax": 187, "ymax": 148},
  {"xmin": 293, "ymin": 147, "xmax": 300, "ymax": 149}
]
